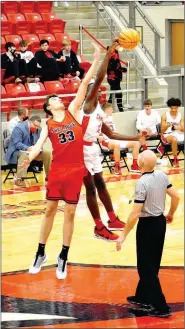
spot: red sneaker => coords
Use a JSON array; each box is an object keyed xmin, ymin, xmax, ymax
[
  {"xmin": 173, "ymin": 158, "xmax": 180, "ymax": 168},
  {"xmin": 157, "ymin": 145, "xmax": 165, "ymax": 155},
  {"xmin": 94, "ymin": 226, "xmax": 119, "ymax": 242},
  {"xmin": 108, "ymin": 217, "xmax": 125, "ymax": 231},
  {"xmin": 131, "ymin": 163, "xmax": 141, "ymax": 173}
]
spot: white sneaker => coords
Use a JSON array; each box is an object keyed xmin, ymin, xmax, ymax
[
  {"xmin": 61, "ymin": 1, "xmax": 69, "ymax": 8},
  {"xmin": 56, "ymin": 255, "xmax": 67, "ymax": 279},
  {"xmin": 29, "ymin": 254, "xmax": 47, "ymax": 274},
  {"xmin": 53, "ymin": 1, "xmax": 58, "ymax": 7}
]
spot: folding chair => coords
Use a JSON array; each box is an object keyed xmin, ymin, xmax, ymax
[
  {"xmin": 156, "ymin": 124, "xmax": 184, "ymax": 166},
  {"xmin": 97, "ymin": 140, "xmax": 129, "ymax": 173},
  {"xmin": 3, "ymin": 129, "xmax": 39, "ymax": 183}
]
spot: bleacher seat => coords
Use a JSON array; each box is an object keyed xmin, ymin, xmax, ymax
[
  {"xmin": 19, "ymin": 2, "xmax": 36, "ymax": 14},
  {"xmin": 32, "ymin": 21, "xmax": 49, "ymax": 34},
  {"xmin": 5, "ymin": 35, "xmax": 22, "ymax": 48},
  {"xmin": 29, "ymin": 42, "xmax": 41, "ymax": 54},
  {"xmin": 71, "ymin": 40, "xmax": 79, "ymax": 53},
  {"xmin": 15, "ymin": 21, "xmax": 32, "ymax": 35},
  {"xmin": 1, "ymin": 36, "xmax": 6, "ymax": 53},
  {"xmin": 48, "ymin": 20, "xmax": 66, "ymax": 34},
  {"xmin": 1, "ymin": 22, "xmax": 13, "ymax": 36},
  {"xmin": 7, "ymin": 13, "xmax": 25, "ymax": 24},
  {"xmin": 49, "ymin": 41, "xmax": 61, "ymax": 53},
  {"xmin": 24, "ymin": 13, "xmax": 43, "ymax": 23},
  {"xmin": 21, "ymin": 34, "xmax": 40, "ymax": 45},
  {"xmin": 25, "ymin": 82, "xmax": 47, "ymax": 110},
  {"xmin": 38, "ymin": 33, "xmax": 56, "ymax": 42},
  {"xmin": 44, "ymin": 81, "xmax": 65, "ymax": 94},
  {"xmin": 5, "ymin": 84, "xmax": 32, "ymax": 110},
  {"xmin": 41, "ymin": 12, "xmax": 58, "ymax": 21},
  {"xmin": 36, "ymin": 2, "xmax": 52, "ymax": 13},
  {"xmin": 1, "ymin": 14, "xmax": 7, "ymax": 21},
  {"xmin": 1, "ymin": 69, "xmax": 15, "ymax": 85},
  {"xmin": 3, "ymin": 1, "xmax": 19, "ymax": 13},
  {"xmin": 61, "ymin": 78, "xmax": 81, "ymax": 93},
  {"xmin": 1, "ymin": 85, "xmax": 12, "ymax": 121},
  {"xmin": 54, "ymin": 32, "xmax": 71, "ymax": 43}
]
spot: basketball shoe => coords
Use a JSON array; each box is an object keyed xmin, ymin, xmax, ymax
[
  {"xmin": 56, "ymin": 255, "xmax": 67, "ymax": 279},
  {"xmin": 108, "ymin": 217, "xmax": 125, "ymax": 231},
  {"xmin": 94, "ymin": 226, "xmax": 119, "ymax": 241},
  {"xmin": 29, "ymin": 253, "xmax": 47, "ymax": 274},
  {"xmin": 131, "ymin": 163, "xmax": 141, "ymax": 173}
]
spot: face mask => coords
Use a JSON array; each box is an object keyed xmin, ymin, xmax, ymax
[
  {"xmin": 23, "ymin": 116, "xmax": 29, "ymax": 121},
  {"xmin": 30, "ymin": 127, "xmax": 37, "ymax": 133}
]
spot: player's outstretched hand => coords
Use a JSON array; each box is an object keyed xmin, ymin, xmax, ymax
[
  {"xmin": 92, "ymin": 42, "xmax": 101, "ymax": 61},
  {"xmin": 116, "ymin": 235, "xmax": 125, "ymax": 251}
]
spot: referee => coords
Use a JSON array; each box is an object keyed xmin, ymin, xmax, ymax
[{"xmin": 116, "ymin": 150, "xmax": 180, "ymax": 318}]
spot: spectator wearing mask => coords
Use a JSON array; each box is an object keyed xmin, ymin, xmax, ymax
[
  {"xmin": 107, "ymin": 47, "xmax": 127, "ymax": 112},
  {"xmin": 4, "ymin": 116, "xmax": 52, "ymax": 187},
  {"xmin": 19, "ymin": 40, "xmax": 40, "ymax": 82},
  {"xmin": 1, "ymin": 42, "xmax": 34, "ymax": 83},
  {"xmin": 58, "ymin": 41, "xmax": 85, "ymax": 79},
  {"xmin": 35, "ymin": 40, "xmax": 63, "ymax": 81},
  {"xmin": 8, "ymin": 107, "xmax": 29, "ymax": 135}
]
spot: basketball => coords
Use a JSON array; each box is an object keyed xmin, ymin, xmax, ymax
[{"xmin": 117, "ymin": 28, "xmax": 140, "ymax": 50}]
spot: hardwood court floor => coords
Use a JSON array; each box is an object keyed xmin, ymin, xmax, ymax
[{"xmin": 1, "ymin": 162, "xmax": 184, "ymax": 328}]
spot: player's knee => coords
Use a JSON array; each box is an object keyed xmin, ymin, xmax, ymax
[
  {"xmin": 65, "ymin": 206, "xmax": 76, "ymax": 219},
  {"xmin": 46, "ymin": 205, "xmax": 57, "ymax": 218},
  {"xmin": 86, "ymin": 184, "xmax": 96, "ymax": 196},
  {"xmin": 94, "ymin": 174, "xmax": 106, "ymax": 190},
  {"xmin": 171, "ymin": 136, "xmax": 177, "ymax": 144}
]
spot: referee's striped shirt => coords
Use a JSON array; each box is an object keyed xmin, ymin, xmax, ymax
[{"xmin": 134, "ymin": 170, "xmax": 172, "ymax": 217}]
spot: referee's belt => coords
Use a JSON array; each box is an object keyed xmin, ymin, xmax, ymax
[{"xmin": 84, "ymin": 141, "xmax": 93, "ymax": 146}]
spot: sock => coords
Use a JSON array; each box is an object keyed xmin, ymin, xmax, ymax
[
  {"xmin": 108, "ymin": 211, "xmax": 117, "ymax": 222},
  {"xmin": 142, "ymin": 144, "xmax": 147, "ymax": 151},
  {"xmin": 174, "ymin": 155, "xmax": 178, "ymax": 161},
  {"xmin": 94, "ymin": 218, "xmax": 104, "ymax": 230},
  {"xmin": 115, "ymin": 161, "xmax": 120, "ymax": 169},
  {"xmin": 59, "ymin": 245, "xmax": 70, "ymax": 260},
  {"xmin": 37, "ymin": 243, "xmax": 45, "ymax": 257},
  {"xmin": 132, "ymin": 159, "xmax": 138, "ymax": 166}
]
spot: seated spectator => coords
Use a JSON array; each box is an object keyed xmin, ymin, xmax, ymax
[
  {"xmin": 8, "ymin": 107, "xmax": 29, "ymax": 135},
  {"xmin": 136, "ymin": 99, "xmax": 161, "ymax": 151},
  {"xmin": 58, "ymin": 40, "xmax": 85, "ymax": 79},
  {"xmin": 100, "ymin": 102, "xmax": 141, "ymax": 173},
  {"xmin": 1, "ymin": 42, "xmax": 34, "ymax": 83},
  {"xmin": 161, "ymin": 98, "xmax": 184, "ymax": 168},
  {"xmin": 4, "ymin": 116, "xmax": 52, "ymax": 187},
  {"xmin": 19, "ymin": 40, "xmax": 40, "ymax": 82},
  {"xmin": 35, "ymin": 40, "xmax": 63, "ymax": 81}
]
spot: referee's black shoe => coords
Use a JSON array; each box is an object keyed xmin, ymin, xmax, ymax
[
  {"xmin": 148, "ymin": 306, "xmax": 172, "ymax": 318},
  {"xmin": 127, "ymin": 296, "xmax": 151, "ymax": 307}
]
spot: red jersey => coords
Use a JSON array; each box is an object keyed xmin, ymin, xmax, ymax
[{"xmin": 47, "ymin": 110, "xmax": 84, "ymax": 166}]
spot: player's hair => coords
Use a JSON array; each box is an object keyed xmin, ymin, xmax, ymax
[
  {"xmin": 30, "ymin": 115, "xmax": 41, "ymax": 123},
  {"xmin": 143, "ymin": 99, "xmax": 152, "ymax": 106},
  {"xmin": 102, "ymin": 102, "xmax": 113, "ymax": 111},
  {"xmin": 5, "ymin": 42, "xmax": 15, "ymax": 51},
  {"xmin": 18, "ymin": 107, "xmax": 28, "ymax": 116},
  {"xmin": 40, "ymin": 39, "xmax": 49, "ymax": 46},
  {"xmin": 166, "ymin": 97, "xmax": 182, "ymax": 107},
  {"xmin": 19, "ymin": 40, "xmax": 28, "ymax": 47},
  {"xmin": 43, "ymin": 94, "xmax": 58, "ymax": 116}
]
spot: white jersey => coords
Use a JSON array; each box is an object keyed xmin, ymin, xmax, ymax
[
  {"xmin": 102, "ymin": 116, "xmax": 116, "ymax": 142},
  {"xmin": 82, "ymin": 103, "xmax": 106, "ymax": 142},
  {"xmin": 165, "ymin": 111, "xmax": 181, "ymax": 134}
]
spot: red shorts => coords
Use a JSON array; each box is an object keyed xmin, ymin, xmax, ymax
[{"xmin": 46, "ymin": 163, "xmax": 85, "ymax": 204}]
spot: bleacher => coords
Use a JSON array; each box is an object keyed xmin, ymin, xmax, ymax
[{"xmin": 1, "ymin": 1, "xmax": 106, "ymax": 120}]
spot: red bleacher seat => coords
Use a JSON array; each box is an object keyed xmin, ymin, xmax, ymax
[
  {"xmin": 21, "ymin": 34, "xmax": 40, "ymax": 45},
  {"xmin": 24, "ymin": 13, "xmax": 43, "ymax": 22},
  {"xmin": 36, "ymin": 2, "xmax": 52, "ymax": 13},
  {"xmin": 44, "ymin": 81, "xmax": 65, "ymax": 94},
  {"xmin": 29, "ymin": 42, "xmax": 41, "ymax": 54},
  {"xmin": 5, "ymin": 84, "xmax": 32, "ymax": 110},
  {"xmin": 1, "ymin": 36, "xmax": 6, "ymax": 52},
  {"xmin": 5, "ymin": 35, "xmax": 22, "ymax": 48},
  {"xmin": 54, "ymin": 32, "xmax": 70, "ymax": 44},
  {"xmin": 15, "ymin": 21, "xmax": 32, "ymax": 35},
  {"xmin": 32, "ymin": 21, "xmax": 49, "ymax": 34},
  {"xmin": 25, "ymin": 82, "xmax": 47, "ymax": 110},
  {"xmin": 1, "ymin": 69, "xmax": 15, "ymax": 85},
  {"xmin": 80, "ymin": 61, "xmax": 91, "ymax": 73},
  {"xmin": 1, "ymin": 14, "xmax": 7, "ymax": 21},
  {"xmin": 49, "ymin": 41, "xmax": 61, "ymax": 53},
  {"xmin": 49, "ymin": 20, "xmax": 66, "ymax": 34},
  {"xmin": 41, "ymin": 12, "xmax": 58, "ymax": 21},
  {"xmin": 19, "ymin": 2, "xmax": 36, "ymax": 14},
  {"xmin": 71, "ymin": 40, "xmax": 79, "ymax": 54},
  {"xmin": 60, "ymin": 78, "xmax": 81, "ymax": 93},
  {"xmin": 1, "ymin": 85, "xmax": 12, "ymax": 121},
  {"xmin": 38, "ymin": 33, "xmax": 56, "ymax": 42},
  {"xmin": 7, "ymin": 13, "xmax": 25, "ymax": 24},
  {"xmin": 1, "ymin": 22, "xmax": 13, "ymax": 36},
  {"xmin": 3, "ymin": 1, "xmax": 19, "ymax": 13}
]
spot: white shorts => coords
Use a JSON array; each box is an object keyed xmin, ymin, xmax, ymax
[
  {"xmin": 164, "ymin": 132, "xmax": 184, "ymax": 143},
  {"xmin": 84, "ymin": 143, "xmax": 102, "ymax": 175}
]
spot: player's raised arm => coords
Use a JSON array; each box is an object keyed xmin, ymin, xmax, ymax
[
  {"xmin": 68, "ymin": 42, "xmax": 101, "ymax": 114},
  {"xmin": 83, "ymin": 41, "xmax": 119, "ymax": 114}
]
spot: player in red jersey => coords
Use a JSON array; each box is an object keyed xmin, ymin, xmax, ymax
[{"xmin": 22, "ymin": 43, "xmax": 101, "ymax": 279}]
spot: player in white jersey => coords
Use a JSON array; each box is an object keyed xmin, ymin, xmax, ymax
[
  {"xmin": 82, "ymin": 42, "xmax": 145, "ymax": 242},
  {"xmin": 99, "ymin": 102, "xmax": 141, "ymax": 174},
  {"xmin": 161, "ymin": 98, "xmax": 184, "ymax": 168}
]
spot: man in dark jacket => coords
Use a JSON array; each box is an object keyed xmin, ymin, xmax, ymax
[
  {"xmin": 107, "ymin": 48, "xmax": 127, "ymax": 112},
  {"xmin": 58, "ymin": 41, "xmax": 85, "ymax": 79}
]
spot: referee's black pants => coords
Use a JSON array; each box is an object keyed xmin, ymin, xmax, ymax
[{"xmin": 135, "ymin": 214, "xmax": 168, "ymax": 310}]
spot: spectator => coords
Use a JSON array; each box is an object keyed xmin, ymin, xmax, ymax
[
  {"xmin": 19, "ymin": 40, "xmax": 40, "ymax": 82},
  {"xmin": 1, "ymin": 42, "xmax": 34, "ymax": 83},
  {"xmin": 136, "ymin": 99, "xmax": 161, "ymax": 151},
  {"xmin": 161, "ymin": 98, "xmax": 184, "ymax": 168},
  {"xmin": 4, "ymin": 116, "xmax": 52, "ymax": 187},
  {"xmin": 107, "ymin": 48, "xmax": 127, "ymax": 112},
  {"xmin": 100, "ymin": 102, "xmax": 141, "ymax": 173},
  {"xmin": 58, "ymin": 41, "xmax": 85, "ymax": 79},
  {"xmin": 35, "ymin": 40, "xmax": 62, "ymax": 81},
  {"xmin": 8, "ymin": 107, "xmax": 29, "ymax": 135}
]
